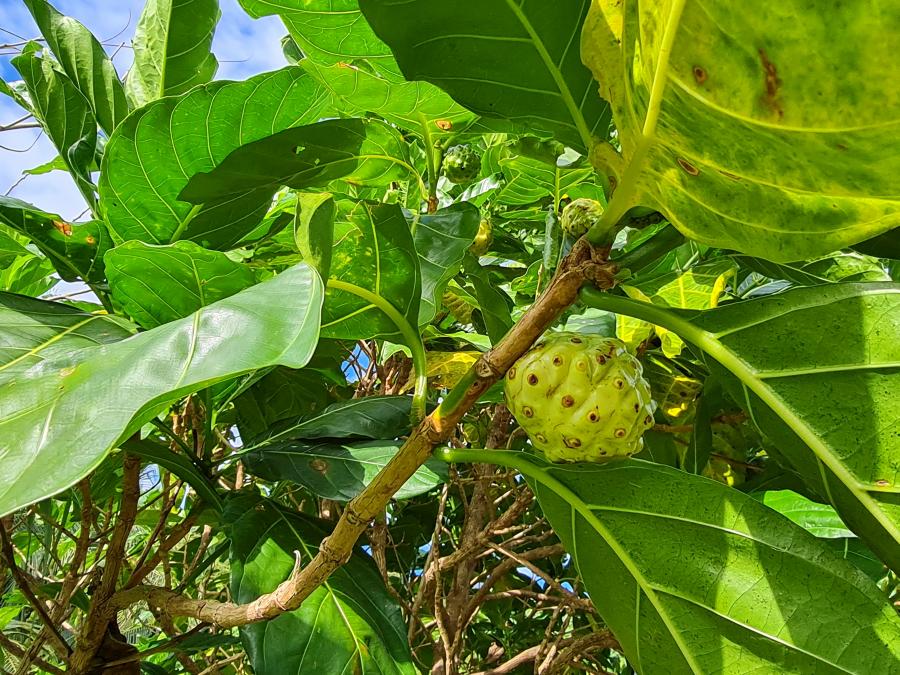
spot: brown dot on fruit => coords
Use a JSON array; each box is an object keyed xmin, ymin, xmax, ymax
[
  {"xmin": 523, "ymin": 406, "xmax": 534, "ymax": 418},
  {"xmin": 527, "ymin": 374, "xmax": 539, "ymax": 385},
  {"xmin": 553, "ymin": 356, "xmax": 563, "ymax": 366},
  {"xmin": 576, "ymin": 360, "xmax": 587, "ymax": 371},
  {"xmin": 596, "ymin": 354, "xmax": 607, "ymax": 364},
  {"xmin": 588, "ymin": 412, "xmax": 599, "ymax": 422},
  {"xmin": 562, "ymin": 395, "xmax": 575, "ymax": 407},
  {"xmin": 634, "ymin": 403, "xmax": 640, "ymax": 412},
  {"xmin": 508, "ymin": 367, "xmax": 516, "ymax": 379},
  {"xmin": 535, "ymin": 433, "xmax": 547, "ymax": 443},
  {"xmin": 614, "ymin": 379, "xmax": 625, "ymax": 389},
  {"xmin": 570, "ymin": 337, "xmax": 582, "ymax": 344},
  {"xmin": 600, "ymin": 450, "xmax": 607, "ymax": 455},
  {"xmin": 565, "ymin": 437, "xmax": 582, "ymax": 448},
  {"xmin": 645, "ymin": 415, "xmax": 653, "ymax": 425},
  {"xmin": 614, "ymin": 428, "xmax": 627, "ymax": 438},
  {"xmin": 692, "ymin": 65, "xmax": 707, "ymax": 84}
]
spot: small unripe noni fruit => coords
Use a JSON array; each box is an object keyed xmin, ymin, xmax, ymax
[
  {"xmin": 505, "ymin": 332, "xmax": 655, "ymax": 462},
  {"xmin": 469, "ymin": 218, "xmax": 493, "ymax": 255},
  {"xmin": 561, "ymin": 198, "xmax": 605, "ymax": 239},
  {"xmin": 442, "ymin": 144, "xmax": 481, "ymax": 184}
]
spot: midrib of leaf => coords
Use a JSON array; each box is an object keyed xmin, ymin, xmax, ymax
[
  {"xmin": 0, "ymin": 315, "xmax": 100, "ymax": 374},
  {"xmin": 582, "ymin": 291, "xmax": 900, "ymax": 543},
  {"xmin": 588, "ymin": 0, "xmax": 687, "ymax": 241},
  {"xmin": 438, "ymin": 448, "xmax": 703, "ymax": 673},
  {"xmin": 158, "ymin": 0, "xmax": 173, "ymax": 99}
]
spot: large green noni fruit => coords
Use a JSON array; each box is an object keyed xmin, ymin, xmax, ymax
[
  {"xmin": 560, "ymin": 198, "xmax": 605, "ymax": 239},
  {"xmin": 442, "ymin": 144, "xmax": 481, "ymax": 184},
  {"xmin": 505, "ymin": 332, "xmax": 655, "ymax": 462}
]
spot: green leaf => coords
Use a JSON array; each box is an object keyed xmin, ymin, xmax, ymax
[
  {"xmin": 100, "ymin": 68, "xmax": 330, "ymax": 248},
  {"xmin": 0, "ymin": 229, "xmax": 30, "ymax": 268},
  {"xmin": 124, "ymin": 438, "xmax": 222, "ymax": 512},
  {"xmin": 238, "ymin": 0, "xmax": 401, "ymax": 77},
  {"xmin": 249, "ymin": 395, "xmax": 415, "ymax": 449},
  {"xmin": 582, "ymin": 2, "xmax": 900, "ymax": 260},
  {"xmin": 0, "ymin": 253, "xmax": 56, "ymax": 296},
  {"xmin": 467, "ymin": 262, "xmax": 512, "ymax": 345},
  {"xmin": 495, "ymin": 152, "xmax": 599, "ymax": 207},
  {"xmin": 757, "ymin": 490, "xmax": 856, "ymax": 539},
  {"xmin": 582, "ymin": 282, "xmax": 900, "ymax": 572},
  {"xmin": 23, "ymin": 0, "xmax": 128, "ymax": 134},
  {"xmin": 299, "ymin": 59, "xmax": 476, "ymax": 138},
  {"xmin": 445, "ymin": 450, "xmax": 900, "ymax": 674},
  {"xmin": 244, "ymin": 440, "xmax": 446, "ymax": 501},
  {"xmin": 358, "ymin": 0, "xmax": 611, "ymax": 151},
  {"xmin": 179, "ymin": 118, "xmax": 416, "ymax": 204},
  {"xmin": 12, "ymin": 47, "xmax": 98, "ymax": 208},
  {"xmin": 0, "ymin": 196, "xmax": 110, "ymax": 283},
  {"xmin": 414, "ymin": 203, "xmax": 481, "ymax": 324},
  {"xmin": 225, "ymin": 494, "xmax": 416, "ymax": 674},
  {"xmin": 293, "ymin": 193, "xmax": 335, "ymax": 281},
  {"xmin": 126, "ymin": 0, "xmax": 220, "ymax": 107},
  {"xmin": 104, "ymin": 241, "xmax": 256, "ymax": 328},
  {"xmin": 0, "ymin": 263, "xmax": 323, "ymax": 516},
  {"xmin": 320, "ymin": 201, "xmax": 421, "ymax": 341}
]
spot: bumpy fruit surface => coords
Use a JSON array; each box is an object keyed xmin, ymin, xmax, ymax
[
  {"xmin": 442, "ymin": 145, "xmax": 481, "ymax": 184},
  {"xmin": 561, "ymin": 198, "xmax": 604, "ymax": 238},
  {"xmin": 469, "ymin": 218, "xmax": 493, "ymax": 255},
  {"xmin": 505, "ymin": 333, "xmax": 655, "ymax": 462}
]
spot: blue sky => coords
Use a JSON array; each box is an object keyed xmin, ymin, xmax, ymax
[{"xmin": 0, "ymin": 0, "xmax": 289, "ymax": 219}]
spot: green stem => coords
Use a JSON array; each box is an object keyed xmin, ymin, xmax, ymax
[
  {"xmin": 327, "ymin": 279, "xmax": 428, "ymax": 423},
  {"xmin": 419, "ymin": 114, "xmax": 441, "ymax": 214},
  {"xmin": 170, "ymin": 204, "xmax": 203, "ymax": 243},
  {"xmin": 585, "ymin": 0, "xmax": 687, "ymax": 245}
]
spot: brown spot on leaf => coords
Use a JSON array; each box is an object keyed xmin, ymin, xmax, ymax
[
  {"xmin": 435, "ymin": 119, "xmax": 452, "ymax": 131},
  {"xmin": 692, "ymin": 66, "xmax": 707, "ymax": 84},
  {"xmin": 85, "ymin": 235, "xmax": 96, "ymax": 245},
  {"xmin": 53, "ymin": 220, "xmax": 73, "ymax": 236},
  {"xmin": 758, "ymin": 48, "xmax": 784, "ymax": 119},
  {"xmin": 310, "ymin": 459, "xmax": 328, "ymax": 473},
  {"xmin": 876, "ymin": 479, "xmax": 891, "ymax": 487},
  {"xmin": 677, "ymin": 158, "xmax": 700, "ymax": 176},
  {"xmin": 718, "ymin": 169, "xmax": 741, "ymax": 182}
]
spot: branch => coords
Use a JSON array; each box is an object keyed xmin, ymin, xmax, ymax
[
  {"xmin": 110, "ymin": 241, "xmax": 617, "ymax": 627},
  {"xmin": 0, "ymin": 521, "xmax": 71, "ymax": 658},
  {"xmin": 0, "ymin": 634, "xmax": 65, "ymax": 675},
  {"xmin": 69, "ymin": 454, "xmax": 141, "ymax": 673}
]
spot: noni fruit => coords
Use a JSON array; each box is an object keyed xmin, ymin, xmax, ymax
[
  {"xmin": 469, "ymin": 218, "xmax": 493, "ymax": 255},
  {"xmin": 505, "ymin": 333, "xmax": 655, "ymax": 462},
  {"xmin": 442, "ymin": 145, "xmax": 481, "ymax": 184},
  {"xmin": 561, "ymin": 198, "xmax": 605, "ymax": 239}
]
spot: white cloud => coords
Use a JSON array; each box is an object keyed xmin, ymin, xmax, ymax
[{"xmin": 0, "ymin": 0, "xmax": 289, "ymax": 219}]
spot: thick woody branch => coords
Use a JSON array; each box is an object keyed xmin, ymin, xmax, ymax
[{"xmin": 110, "ymin": 241, "xmax": 616, "ymax": 628}]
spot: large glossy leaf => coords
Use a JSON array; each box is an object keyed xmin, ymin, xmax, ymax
[
  {"xmin": 447, "ymin": 451, "xmax": 900, "ymax": 673},
  {"xmin": 126, "ymin": 0, "xmax": 220, "ymax": 107},
  {"xmin": 359, "ymin": 0, "xmax": 610, "ymax": 151},
  {"xmin": 493, "ymin": 153, "xmax": 600, "ymax": 207},
  {"xmin": 23, "ymin": 0, "xmax": 128, "ymax": 134},
  {"xmin": 12, "ymin": 47, "xmax": 97, "ymax": 208},
  {"xmin": 320, "ymin": 201, "xmax": 421, "ymax": 341},
  {"xmin": 757, "ymin": 490, "xmax": 856, "ymax": 540},
  {"xmin": 100, "ymin": 68, "xmax": 330, "ymax": 248},
  {"xmin": 226, "ymin": 494, "xmax": 416, "ymax": 674},
  {"xmin": 413, "ymin": 203, "xmax": 481, "ymax": 324},
  {"xmin": 582, "ymin": 1, "xmax": 900, "ymax": 260},
  {"xmin": 244, "ymin": 440, "xmax": 446, "ymax": 501},
  {"xmin": 179, "ymin": 118, "xmax": 415, "ymax": 204},
  {"xmin": 0, "ymin": 263, "xmax": 323, "ymax": 516},
  {"xmin": 104, "ymin": 241, "xmax": 255, "ymax": 328},
  {"xmin": 0, "ymin": 196, "xmax": 110, "ymax": 283},
  {"xmin": 299, "ymin": 59, "xmax": 477, "ymax": 138},
  {"xmin": 239, "ymin": 0, "xmax": 402, "ymax": 78},
  {"xmin": 583, "ymin": 283, "xmax": 900, "ymax": 573}
]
